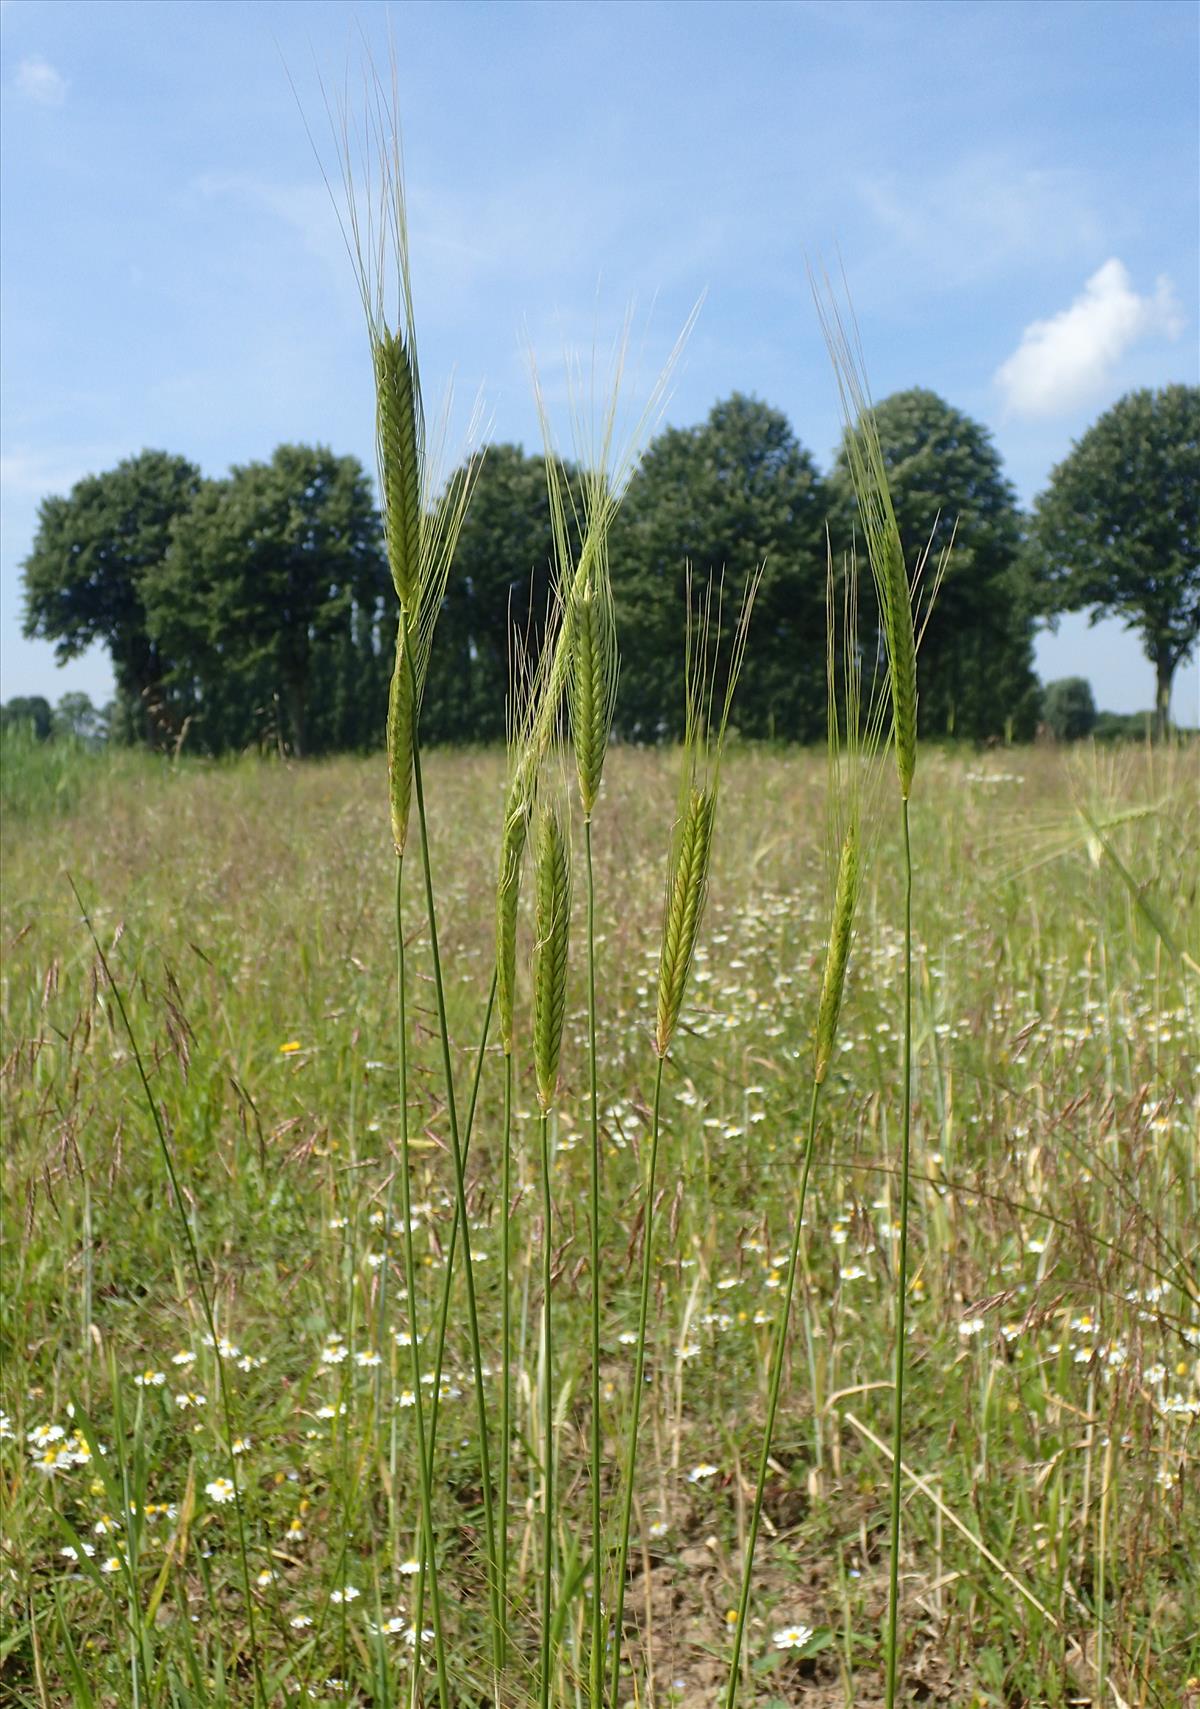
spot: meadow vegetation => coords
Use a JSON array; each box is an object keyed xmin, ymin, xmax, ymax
[
  {"xmin": 4, "ymin": 68, "xmax": 1198, "ymax": 1709},
  {"xmin": 2, "ymin": 733, "xmax": 1196, "ymax": 1706}
]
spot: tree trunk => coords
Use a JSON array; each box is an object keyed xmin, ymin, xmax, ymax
[
  {"xmin": 1155, "ymin": 656, "xmax": 1173, "ymax": 741},
  {"xmin": 284, "ymin": 676, "xmax": 306, "ymax": 759},
  {"xmin": 118, "ymin": 638, "xmax": 175, "ymax": 750}
]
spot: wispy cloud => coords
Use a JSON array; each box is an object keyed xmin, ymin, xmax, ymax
[
  {"xmin": 855, "ymin": 154, "xmax": 1105, "ymax": 290},
  {"xmin": 16, "ymin": 55, "xmax": 68, "ymax": 107},
  {"xmin": 0, "ymin": 447, "xmax": 112, "ymax": 503},
  {"xmin": 192, "ymin": 166, "xmax": 627, "ymax": 325},
  {"xmin": 994, "ymin": 259, "xmax": 1183, "ymax": 417}
]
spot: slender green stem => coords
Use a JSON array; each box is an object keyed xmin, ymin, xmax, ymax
[
  {"xmin": 409, "ymin": 717, "xmax": 503, "ymax": 1675},
  {"xmin": 394, "ymin": 859, "xmax": 451, "ymax": 1709},
  {"xmin": 724, "ymin": 1077, "xmax": 822, "ymax": 1709},
  {"xmin": 375, "ymin": 1061, "xmax": 394, "ymax": 1434},
  {"xmin": 609, "ymin": 1051, "xmax": 667, "ymax": 1708},
  {"xmin": 410, "ymin": 968, "xmax": 499, "ymax": 1679},
  {"xmin": 884, "ymin": 795, "xmax": 914, "ymax": 1708},
  {"xmin": 426, "ymin": 970, "xmax": 497, "ymax": 1451},
  {"xmin": 500, "ymin": 1048, "xmax": 514, "ymax": 1673},
  {"xmin": 539, "ymin": 1106, "xmax": 555, "ymax": 1709},
  {"xmin": 585, "ymin": 816, "xmax": 605, "ymax": 1709},
  {"xmin": 411, "ymin": 971, "xmax": 496, "ymax": 1669},
  {"xmin": 70, "ymin": 880, "xmax": 266, "ymax": 1709}
]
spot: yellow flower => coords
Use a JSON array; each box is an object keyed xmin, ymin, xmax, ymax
[{"xmin": 279, "ymin": 1041, "xmax": 301, "ymax": 1054}]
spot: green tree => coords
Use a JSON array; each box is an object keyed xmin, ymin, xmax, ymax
[
  {"xmin": 53, "ymin": 692, "xmax": 105, "ymax": 744},
  {"xmin": 829, "ymin": 389, "xmax": 1039, "ymax": 741},
  {"xmin": 21, "ymin": 450, "xmax": 203, "ymax": 743},
  {"xmin": 611, "ymin": 394, "xmax": 829, "ymax": 739},
  {"xmin": 1028, "ymin": 385, "xmax": 1199, "ymax": 735},
  {"xmin": 149, "ymin": 445, "xmax": 388, "ymax": 756},
  {"xmin": 1042, "ymin": 676, "xmax": 1097, "ymax": 741},
  {"xmin": 422, "ymin": 444, "xmax": 580, "ymax": 744},
  {"xmin": 0, "ymin": 696, "xmax": 53, "ymax": 740}
]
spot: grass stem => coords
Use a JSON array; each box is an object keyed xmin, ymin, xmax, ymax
[
  {"xmin": 426, "ymin": 971, "xmax": 497, "ymax": 1452},
  {"xmin": 500, "ymin": 1047, "xmax": 514, "ymax": 1674},
  {"xmin": 610, "ymin": 1050, "xmax": 667, "ymax": 1707},
  {"xmin": 409, "ymin": 704, "xmax": 503, "ymax": 1678},
  {"xmin": 70, "ymin": 879, "xmax": 266, "ymax": 1709},
  {"xmin": 724, "ymin": 1077, "xmax": 822, "ymax": 1707},
  {"xmin": 884, "ymin": 794, "xmax": 914, "ymax": 1707},
  {"xmin": 585, "ymin": 816, "xmax": 605, "ymax": 1708},
  {"xmin": 393, "ymin": 858, "xmax": 450, "ymax": 1709},
  {"xmin": 540, "ymin": 1105, "xmax": 556, "ymax": 1709}
]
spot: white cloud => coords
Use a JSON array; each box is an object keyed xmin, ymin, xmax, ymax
[
  {"xmin": 994, "ymin": 260, "xmax": 1183, "ymax": 417},
  {"xmin": 16, "ymin": 55, "xmax": 67, "ymax": 107}
]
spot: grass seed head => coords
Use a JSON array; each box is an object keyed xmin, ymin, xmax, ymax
[
  {"xmin": 567, "ymin": 558, "xmax": 619, "ymax": 820},
  {"xmin": 529, "ymin": 308, "xmax": 698, "ymax": 816},
  {"xmin": 653, "ymin": 570, "xmax": 758, "ymax": 1058},
  {"xmin": 496, "ymin": 750, "xmax": 538, "ymax": 1055},
  {"xmin": 814, "ymin": 820, "xmax": 859, "ymax": 1083},
  {"xmin": 814, "ymin": 539, "xmax": 887, "ymax": 1076},
  {"xmin": 375, "ymin": 329, "xmax": 423, "ymax": 610},
  {"xmin": 655, "ymin": 785, "xmax": 715, "ymax": 1058},
  {"xmin": 495, "ymin": 605, "xmax": 563, "ymax": 1053},
  {"xmin": 813, "ymin": 271, "xmax": 920, "ymax": 799},
  {"xmin": 315, "ymin": 61, "xmax": 481, "ymax": 845},
  {"xmin": 532, "ymin": 804, "xmax": 571, "ymax": 1110}
]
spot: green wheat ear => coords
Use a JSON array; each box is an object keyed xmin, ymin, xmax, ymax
[
  {"xmin": 566, "ymin": 558, "xmax": 619, "ymax": 821},
  {"xmin": 813, "ymin": 271, "xmax": 918, "ymax": 798},
  {"xmin": 526, "ymin": 306, "xmax": 700, "ymax": 818},
  {"xmin": 376, "ymin": 329, "xmax": 423, "ymax": 610},
  {"xmin": 813, "ymin": 820, "xmax": 858, "ymax": 1083},
  {"xmin": 655, "ymin": 784, "xmax": 716, "ymax": 1057},
  {"xmin": 813, "ymin": 535, "xmax": 890, "ymax": 1079},
  {"xmin": 495, "ymin": 607, "xmax": 563, "ymax": 1055},
  {"xmin": 653, "ymin": 568, "xmax": 759, "ymax": 1059},
  {"xmin": 318, "ymin": 56, "xmax": 482, "ymax": 852},
  {"xmin": 532, "ymin": 802, "xmax": 572, "ymax": 1111}
]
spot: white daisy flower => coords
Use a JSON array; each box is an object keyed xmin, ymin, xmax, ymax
[{"xmin": 771, "ymin": 1622, "xmax": 814, "ymax": 1649}]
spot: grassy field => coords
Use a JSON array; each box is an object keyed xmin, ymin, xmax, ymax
[{"xmin": 1, "ymin": 737, "xmax": 1197, "ymax": 1707}]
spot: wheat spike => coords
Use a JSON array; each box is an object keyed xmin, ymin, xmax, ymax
[
  {"xmin": 376, "ymin": 329, "xmax": 423, "ymax": 610},
  {"xmin": 527, "ymin": 307, "xmax": 701, "ymax": 816},
  {"xmin": 652, "ymin": 568, "xmax": 759, "ymax": 1057},
  {"xmin": 812, "ymin": 273, "xmax": 919, "ymax": 798},
  {"xmin": 496, "ymin": 752, "xmax": 536, "ymax": 1055},
  {"xmin": 814, "ymin": 821, "xmax": 860, "ymax": 1083},
  {"xmin": 567, "ymin": 554, "xmax": 619, "ymax": 820},
  {"xmin": 532, "ymin": 806, "xmax": 571, "ymax": 1111},
  {"xmin": 315, "ymin": 60, "xmax": 482, "ymax": 845},
  {"xmin": 655, "ymin": 786, "xmax": 715, "ymax": 1058}
]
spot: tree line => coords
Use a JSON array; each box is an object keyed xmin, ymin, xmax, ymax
[{"xmin": 19, "ymin": 384, "xmax": 1199, "ymax": 754}]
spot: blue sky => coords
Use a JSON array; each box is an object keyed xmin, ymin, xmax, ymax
[{"xmin": 2, "ymin": 0, "xmax": 1197, "ymax": 719}]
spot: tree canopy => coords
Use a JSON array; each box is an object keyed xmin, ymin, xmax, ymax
[
  {"xmin": 147, "ymin": 445, "xmax": 389, "ymax": 756},
  {"xmin": 1028, "ymin": 385, "xmax": 1199, "ymax": 732},
  {"xmin": 19, "ymin": 380, "xmax": 1179, "ymax": 756},
  {"xmin": 829, "ymin": 389, "xmax": 1039, "ymax": 742},
  {"xmin": 21, "ymin": 450, "xmax": 203, "ymax": 743},
  {"xmin": 422, "ymin": 445, "xmax": 582, "ymax": 745},
  {"xmin": 611, "ymin": 394, "xmax": 829, "ymax": 739},
  {"xmin": 1042, "ymin": 676, "xmax": 1097, "ymax": 742}
]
